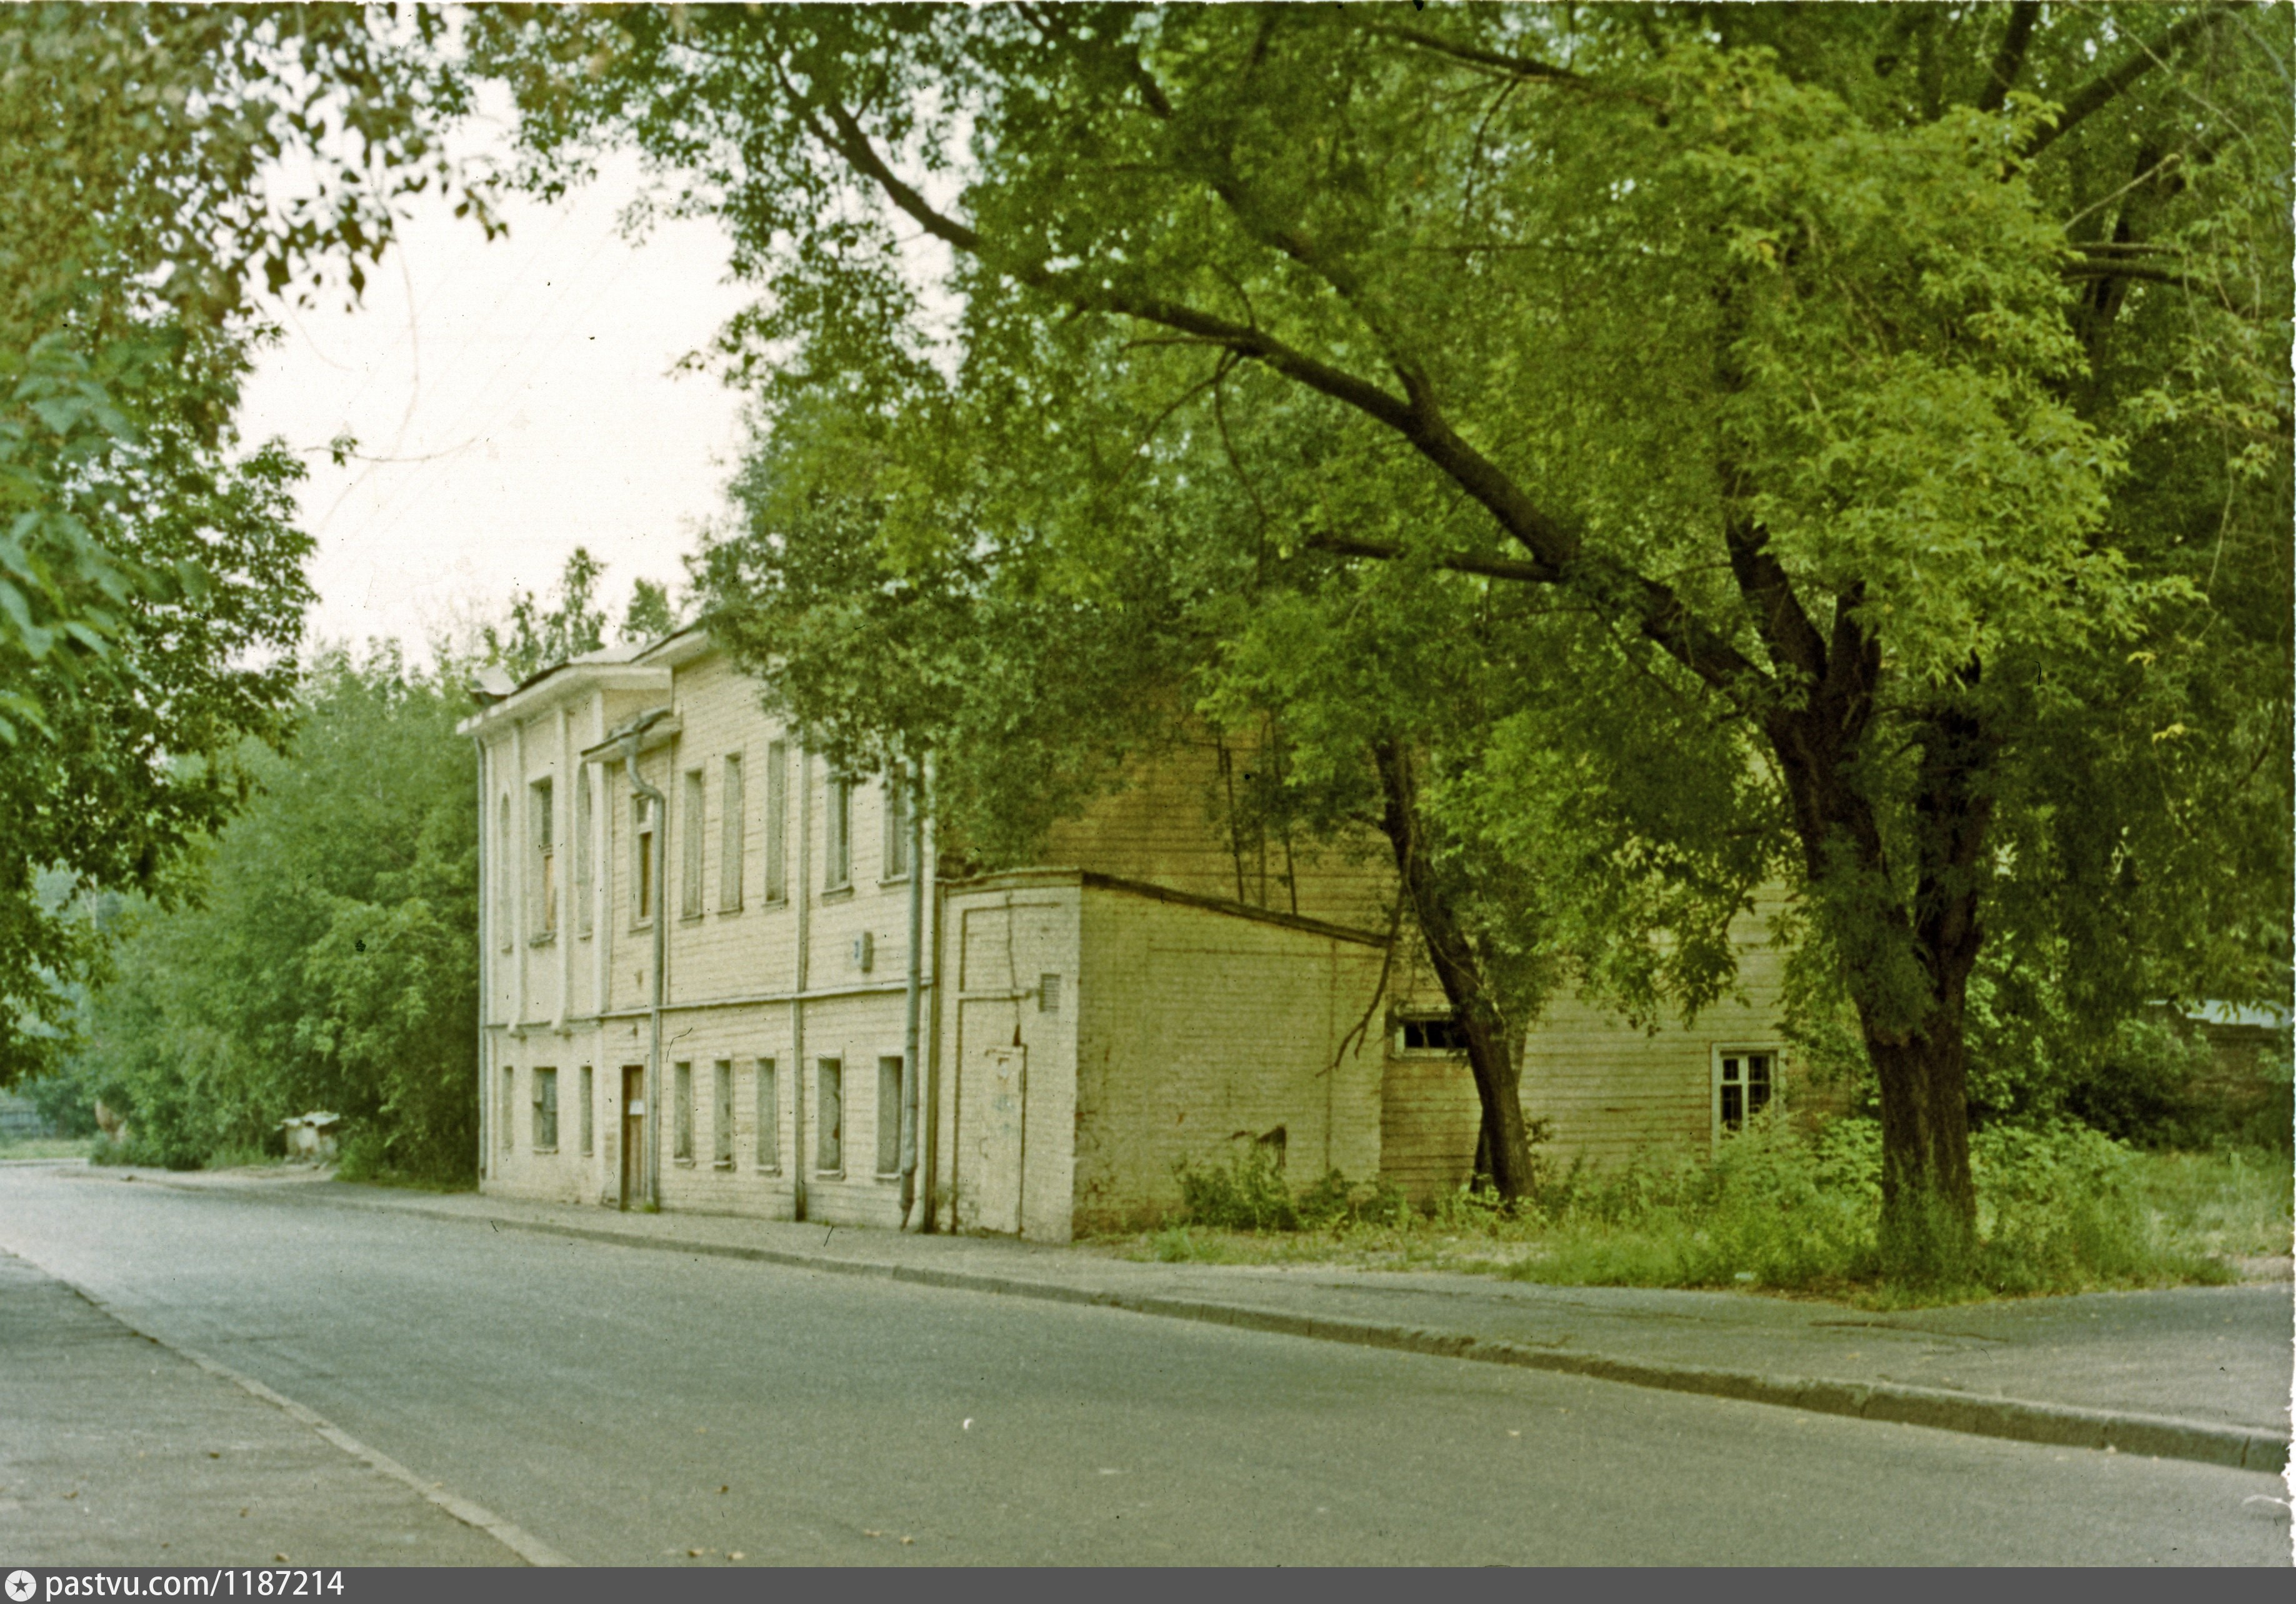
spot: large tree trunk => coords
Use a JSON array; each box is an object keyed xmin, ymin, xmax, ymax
[{"xmin": 1369, "ymin": 735, "xmax": 1535, "ymax": 1200}]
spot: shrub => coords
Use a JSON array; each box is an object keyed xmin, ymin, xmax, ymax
[{"xmin": 1172, "ymin": 1147, "xmax": 1405, "ymax": 1232}]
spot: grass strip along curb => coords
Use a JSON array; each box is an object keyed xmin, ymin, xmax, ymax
[{"xmin": 130, "ymin": 1174, "xmax": 2294, "ymax": 1476}]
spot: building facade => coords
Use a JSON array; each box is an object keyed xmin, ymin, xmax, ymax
[{"xmin": 462, "ymin": 627, "xmax": 1805, "ymax": 1239}]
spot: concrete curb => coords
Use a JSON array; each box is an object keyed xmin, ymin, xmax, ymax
[{"xmin": 123, "ymin": 1174, "xmax": 2296, "ymax": 1477}]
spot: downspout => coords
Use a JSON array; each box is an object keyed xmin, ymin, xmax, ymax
[
  {"xmin": 475, "ymin": 738, "xmax": 490, "ymax": 1181},
  {"xmin": 614, "ymin": 712, "xmax": 669, "ymax": 1210},
  {"xmin": 899, "ymin": 752, "xmax": 926, "ymax": 1228},
  {"xmin": 791, "ymin": 744, "xmax": 811, "ymax": 1221}
]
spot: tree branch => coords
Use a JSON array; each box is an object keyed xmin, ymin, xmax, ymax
[
  {"xmin": 1975, "ymin": 2, "xmax": 2041, "ymax": 114},
  {"xmin": 2019, "ymin": 6, "xmax": 2242, "ymax": 161}
]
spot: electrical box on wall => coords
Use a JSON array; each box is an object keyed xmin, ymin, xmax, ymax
[{"xmin": 850, "ymin": 932, "xmax": 874, "ymax": 973}]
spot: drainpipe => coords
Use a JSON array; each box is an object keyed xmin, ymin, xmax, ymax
[
  {"xmin": 900, "ymin": 752, "xmax": 926, "ymax": 1228},
  {"xmin": 791, "ymin": 744, "xmax": 811, "ymax": 1222},
  {"xmin": 614, "ymin": 711, "xmax": 669, "ymax": 1210},
  {"xmin": 475, "ymin": 739, "xmax": 489, "ymax": 1181}
]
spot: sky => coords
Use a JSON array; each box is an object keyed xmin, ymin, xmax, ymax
[{"xmin": 235, "ymin": 120, "xmax": 756, "ymax": 667}]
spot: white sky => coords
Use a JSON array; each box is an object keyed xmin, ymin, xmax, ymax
[{"xmin": 236, "ymin": 121, "xmax": 756, "ymax": 667}]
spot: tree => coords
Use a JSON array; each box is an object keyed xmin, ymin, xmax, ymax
[
  {"xmin": 66, "ymin": 647, "xmax": 480, "ymax": 1178},
  {"xmin": 484, "ymin": 545, "xmax": 611, "ymax": 680},
  {"xmin": 473, "ymin": 4, "xmax": 2291, "ymax": 1272},
  {"xmin": 0, "ymin": 3, "xmax": 486, "ymax": 1082}
]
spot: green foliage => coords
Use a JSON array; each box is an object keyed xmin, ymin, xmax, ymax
[
  {"xmin": 1, "ymin": 4, "xmax": 487, "ymax": 1082},
  {"xmin": 58, "ymin": 647, "xmax": 479, "ymax": 1183},
  {"xmin": 482, "ymin": 545, "xmax": 609, "ymax": 681},
  {"xmin": 1174, "ymin": 1146, "xmax": 1407, "ymax": 1233}
]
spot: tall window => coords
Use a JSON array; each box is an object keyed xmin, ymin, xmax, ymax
[
  {"xmin": 632, "ymin": 793, "xmax": 656, "ymax": 923},
  {"xmin": 712, "ymin": 1060, "xmax": 735, "ymax": 1167},
  {"xmin": 674, "ymin": 1061, "xmax": 694, "ymax": 1160},
  {"xmin": 579, "ymin": 1065, "xmax": 594, "ymax": 1155},
  {"xmin": 826, "ymin": 776, "xmax": 852, "ymax": 889},
  {"xmin": 1716, "ymin": 1050, "xmax": 1776, "ymax": 1134},
  {"xmin": 497, "ymin": 794, "xmax": 512, "ymax": 949},
  {"xmin": 755, "ymin": 1058, "xmax": 779, "ymax": 1171},
  {"xmin": 533, "ymin": 1067, "xmax": 559, "ymax": 1150},
  {"xmin": 574, "ymin": 769, "xmax": 594, "ymax": 937},
  {"xmin": 764, "ymin": 740, "xmax": 789, "ymax": 902},
  {"xmin": 720, "ymin": 755, "xmax": 744, "ymax": 912},
  {"xmin": 882, "ymin": 769, "xmax": 911, "ymax": 880},
  {"xmin": 876, "ymin": 1055, "xmax": 904, "ymax": 1177},
  {"xmin": 499, "ymin": 1065, "xmax": 514, "ymax": 1150},
  {"xmin": 681, "ymin": 768, "xmax": 705, "ymax": 919},
  {"xmin": 816, "ymin": 1059, "xmax": 842, "ymax": 1172},
  {"xmin": 532, "ymin": 779, "xmax": 556, "ymax": 937}
]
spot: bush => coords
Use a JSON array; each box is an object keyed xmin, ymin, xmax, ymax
[{"xmin": 1172, "ymin": 1147, "xmax": 1406, "ymax": 1232}]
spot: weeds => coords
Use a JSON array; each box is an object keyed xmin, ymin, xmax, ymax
[{"xmin": 1110, "ymin": 1116, "xmax": 2288, "ymax": 1305}]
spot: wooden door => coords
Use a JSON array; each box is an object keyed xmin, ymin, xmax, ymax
[
  {"xmin": 619, "ymin": 1064, "xmax": 646, "ymax": 1209},
  {"xmin": 954, "ymin": 997, "xmax": 1026, "ymax": 1235}
]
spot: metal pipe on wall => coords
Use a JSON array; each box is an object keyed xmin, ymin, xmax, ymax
[
  {"xmin": 899, "ymin": 753, "xmax": 926, "ymax": 1228},
  {"xmin": 791, "ymin": 744, "xmax": 811, "ymax": 1222},
  {"xmin": 613, "ymin": 713, "xmax": 669, "ymax": 1210}
]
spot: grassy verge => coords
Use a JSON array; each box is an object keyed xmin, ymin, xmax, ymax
[
  {"xmin": 1092, "ymin": 1118, "xmax": 2292, "ymax": 1307},
  {"xmin": 0, "ymin": 1134, "xmax": 96, "ymax": 1160}
]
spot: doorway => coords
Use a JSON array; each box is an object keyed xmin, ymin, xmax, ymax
[{"xmin": 619, "ymin": 1064, "xmax": 646, "ymax": 1209}]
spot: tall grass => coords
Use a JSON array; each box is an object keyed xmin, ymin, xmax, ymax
[{"xmin": 1142, "ymin": 1115, "xmax": 2285, "ymax": 1303}]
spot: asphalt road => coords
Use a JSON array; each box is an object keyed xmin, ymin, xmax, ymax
[{"xmin": 1, "ymin": 1167, "xmax": 2287, "ymax": 1566}]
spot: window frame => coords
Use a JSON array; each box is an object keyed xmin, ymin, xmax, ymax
[
  {"xmin": 498, "ymin": 1065, "xmax": 515, "ymax": 1151},
  {"xmin": 876, "ymin": 1055, "xmax": 904, "ymax": 1178},
  {"xmin": 574, "ymin": 768, "xmax": 594, "ymax": 939},
  {"xmin": 531, "ymin": 778, "xmax": 556, "ymax": 941},
  {"xmin": 754, "ymin": 1057, "xmax": 780, "ymax": 1173},
  {"xmin": 632, "ymin": 792, "xmax": 656, "ymax": 927},
  {"xmin": 824, "ymin": 775, "xmax": 853, "ymax": 891},
  {"xmin": 719, "ymin": 753, "xmax": 745, "ymax": 913},
  {"xmin": 578, "ymin": 1065, "xmax": 594, "ymax": 1156},
  {"xmin": 712, "ymin": 1059, "xmax": 735, "ymax": 1169},
  {"xmin": 881, "ymin": 769, "xmax": 911, "ymax": 882},
  {"xmin": 672, "ymin": 1060, "xmax": 695, "ymax": 1163},
  {"xmin": 816, "ymin": 1058, "xmax": 843, "ymax": 1174},
  {"xmin": 763, "ymin": 741, "xmax": 789, "ymax": 904},
  {"xmin": 1712, "ymin": 1044, "xmax": 1781, "ymax": 1143},
  {"xmin": 1391, "ymin": 1006, "xmax": 1470, "ymax": 1056},
  {"xmin": 532, "ymin": 1065, "xmax": 559, "ymax": 1152}
]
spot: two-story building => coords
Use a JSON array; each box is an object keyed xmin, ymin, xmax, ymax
[{"xmin": 461, "ymin": 624, "xmax": 1803, "ymax": 1239}]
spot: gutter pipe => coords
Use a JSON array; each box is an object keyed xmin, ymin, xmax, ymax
[
  {"xmin": 899, "ymin": 752, "xmax": 927, "ymax": 1228},
  {"xmin": 612, "ymin": 709, "xmax": 671, "ymax": 1210}
]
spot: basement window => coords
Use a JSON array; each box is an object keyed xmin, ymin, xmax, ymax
[
  {"xmin": 1715, "ymin": 1049, "xmax": 1777, "ymax": 1135},
  {"xmin": 1394, "ymin": 1009, "xmax": 1470, "ymax": 1054}
]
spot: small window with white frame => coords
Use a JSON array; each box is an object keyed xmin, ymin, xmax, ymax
[
  {"xmin": 1713, "ymin": 1047, "xmax": 1779, "ymax": 1137},
  {"xmin": 1392, "ymin": 1005, "xmax": 1469, "ymax": 1055}
]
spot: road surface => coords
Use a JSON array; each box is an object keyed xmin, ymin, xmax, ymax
[{"xmin": 1, "ymin": 1166, "xmax": 2285, "ymax": 1566}]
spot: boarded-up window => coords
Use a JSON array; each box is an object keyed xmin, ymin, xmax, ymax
[
  {"xmin": 816, "ymin": 1059, "xmax": 842, "ymax": 1172},
  {"xmin": 877, "ymin": 1055, "xmax": 904, "ymax": 1176},
  {"xmin": 720, "ymin": 755, "xmax": 744, "ymax": 912},
  {"xmin": 882, "ymin": 770, "xmax": 911, "ymax": 880},
  {"xmin": 755, "ymin": 1058, "xmax": 779, "ymax": 1170},
  {"xmin": 712, "ymin": 1060, "xmax": 735, "ymax": 1167},
  {"xmin": 574, "ymin": 769, "xmax": 594, "ymax": 937},
  {"xmin": 681, "ymin": 769, "xmax": 705, "ymax": 919},
  {"xmin": 499, "ymin": 1065, "xmax": 515, "ymax": 1150},
  {"xmin": 764, "ymin": 742, "xmax": 788, "ymax": 902},
  {"xmin": 533, "ymin": 1067, "xmax": 559, "ymax": 1150},
  {"xmin": 579, "ymin": 1065, "xmax": 594, "ymax": 1155},
  {"xmin": 674, "ymin": 1061, "xmax": 694, "ymax": 1160}
]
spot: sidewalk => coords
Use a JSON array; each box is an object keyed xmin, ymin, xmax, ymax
[{"xmin": 70, "ymin": 1162, "xmax": 2295, "ymax": 1475}]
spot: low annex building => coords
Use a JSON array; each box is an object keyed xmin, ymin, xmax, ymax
[{"xmin": 461, "ymin": 626, "xmax": 1803, "ymax": 1239}]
